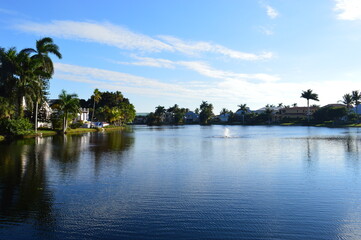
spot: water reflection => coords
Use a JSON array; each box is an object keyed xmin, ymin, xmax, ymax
[
  {"xmin": 0, "ymin": 130, "xmax": 134, "ymax": 231},
  {"xmin": 89, "ymin": 131, "xmax": 134, "ymax": 176},
  {"xmin": 1, "ymin": 126, "xmax": 361, "ymax": 239},
  {"xmin": 0, "ymin": 139, "xmax": 54, "ymax": 228}
]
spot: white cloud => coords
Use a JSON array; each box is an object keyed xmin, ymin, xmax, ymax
[
  {"xmin": 334, "ymin": 0, "xmax": 361, "ymax": 20},
  {"xmin": 159, "ymin": 35, "xmax": 274, "ymax": 60},
  {"xmin": 117, "ymin": 56, "xmax": 280, "ymax": 82},
  {"xmin": 114, "ymin": 55, "xmax": 176, "ymax": 69},
  {"xmin": 53, "ymin": 62, "xmax": 358, "ymax": 112},
  {"xmin": 16, "ymin": 20, "xmax": 173, "ymax": 52},
  {"xmin": 265, "ymin": 5, "xmax": 279, "ymax": 19},
  {"xmin": 15, "ymin": 20, "xmax": 274, "ymax": 61}
]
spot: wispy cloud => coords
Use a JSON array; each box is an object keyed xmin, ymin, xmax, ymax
[
  {"xmin": 14, "ymin": 20, "xmax": 274, "ymax": 61},
  {"xmin": 16, "ymin": 20, "xmax": 172, "ymax": 52},
  {"xmin": 117, "ymin": 56, "xmax": 280, "ymax": 82},
  {"xmin": 158, "ymin": 35, "xmax": 274, "ymax": 60},
  {"xmin": 334, "ymin": 0, "xmax": 361, "ymax": 20},
  {"xmin": 265, "ymin": 5, "xmax": 279, "ymax": 19}
]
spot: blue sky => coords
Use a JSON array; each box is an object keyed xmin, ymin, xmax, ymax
[{"xmin": 1, "ymin": 0, "xmax": 361, "ymax": 113}]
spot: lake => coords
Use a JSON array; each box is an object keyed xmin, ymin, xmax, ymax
[{"xmin": 1, "ymin": 125, "xmax": 361, "ymax": 240}]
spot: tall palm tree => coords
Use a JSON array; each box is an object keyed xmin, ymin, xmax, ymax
[
  {"xmin": 22, "ymin": 37, "xmax": 62, "ymax": 132},
  {"xmin": 342, "ymin": 93, "xmax": 353, "ymax": 109},
  {"xmin": 15, "ymin": 51, "xmax": 45, "ymax": 118},
  {"xmin": 58, "ymin": 90, "xmax": 80, "ymax": 134},
  {"xmin": 91, "ymin": 88, "xmax": 102, "ymax": 125},
  {"xmin": 300, "ymin": 89, "xmax": 319, "ymax": 122},
  {"xmin": 352, "ymin": 90, "xmax": 361, "ymax": 123},
  {"xmin": 237, "ymin": 104, "xmax": 248, "ymax": 124}
]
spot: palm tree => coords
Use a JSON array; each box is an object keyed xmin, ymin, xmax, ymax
[
  {"xmin": 15, "ymin": 51, "xmax": 45, "ymax": 118},
  {"xmin": 58, "ymin": 90, "xmax": 80, "ymax": 134},
  {"xmin": 237, "ymin": 104, "xmax": 248, "ymax": 124},
  {"xmin": 155, "ymin": 106, "xmax": 166, "ymax": 124},
  {"xmin": 22, "ymin": 37, "xmax": 62, "ymax": 132},
  {"xmin": 220, "ymin": 108, "xmax": 229, "ymax": 115},
  {"xmin": 91, "ymin": 88, "xmax": 102, "ymax": 125},
  {"xmin": 342, "ymin": 93, "xmax": 353, "ymax": 109},
  {"xmin": 300, "ymin": 89, "xmax": 319, "ymax": 122},
  {"xmin": 352, "ymin": 90, "xmax": 361, "ymax": 123}
]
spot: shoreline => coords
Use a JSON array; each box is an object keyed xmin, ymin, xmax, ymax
[
  {"xmin": 1, "ymin": 123, "xmax": 361, "ymax": 142},
  {"xmin": 0, "ymin": 126, "xmax": 126, "ymax": 142}
]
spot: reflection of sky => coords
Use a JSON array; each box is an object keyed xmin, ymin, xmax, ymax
[{"xmin": 2, "ymin": 126, "xmax": 361, "ymax": 239}]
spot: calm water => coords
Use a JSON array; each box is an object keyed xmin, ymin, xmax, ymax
[{"xmin": 1, "ymin": 125, "xmax": 361, "ymax": 240}]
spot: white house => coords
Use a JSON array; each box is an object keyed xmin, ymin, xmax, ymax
[{"xmin": 76, "ymin": 108, "xmax": 90, "ymax": 122}]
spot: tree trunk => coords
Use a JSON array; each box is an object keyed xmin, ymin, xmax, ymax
[
  {"xmin": 307, "ymin": 99, "xmax": 310, "ymax": 123},
  {"xmin": 35, "ymin": 100, "xmax": 38, "ymax": 133},
  {"xmin": 63, "ymin": 112, "xmax": 68, "ymax": 134},
  {"xmin": 92, "ymin": 100, "xmax": 96, "ymax": 124}
]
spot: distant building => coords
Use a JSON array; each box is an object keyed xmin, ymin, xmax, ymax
[
  {"xmin": 76, "ymin": 108, "xmax": 90, "ymax": 122},
  {"xmin": 133, "ymin": 113, "xmax": 148, "ymax": 124},
  {"xmin": 218, "ymin": 113, "xmax": 231, "ymax": 122},
  {"xmin": 323, "ymin": 104, "xmax": 347, "ymax": 108},
  {"xmin": 253, "ymin": 106, "xmax": 282, "ymax": 114},
  {"xmin": 235, "ymin": 108, "xmax": 250, "ymax": 115},
  {"xmin": 184, "ymin": 111, "xmax": 199, "ymax": 124},
  {"xmin": 278, "ymin": 106, "xmax": 319, "ymax": 120}
]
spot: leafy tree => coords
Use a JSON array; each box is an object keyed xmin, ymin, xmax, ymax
[
  {"xmin": 301, "ymin": 89, "xmax": 319, "ymax": 122},
  {"xmin": 0, "ymin": 97, "xmax": 15, "ymax": 119},
  {"xmin": 199, "ymin": 101, "xmax": 214, "ymax": 124},
  {"xmin": 237, "ymin": 104, "xmax": 248, "ymax": 124},
  {"xmin": 58, "ymin": 90, "xmax": 80, "ymax": 134},
  {"xmin": 85, "ymin": 90, "xmax": 135, "ymax": 125},
  {"xmin": 220, "ymin": 108, "xmax": 229, "ymax": 115},
  {"xmin": 264, "ymin": 104, "xmax": 274, "ymax": 124},
  {"xmin": 313, "ymin": 106, "xmax": 347, "ymax": 124},
  {"xmin": 352, "ymin": 90, "xmax": 361, "ymax": 123},
  {"xmin": 341, "ymin": 93, "xmax": 353, "ymax": 109}
]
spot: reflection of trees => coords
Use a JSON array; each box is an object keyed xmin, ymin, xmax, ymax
[
  {"xmin": 0, "ymin": 139, "xmax": 54, "ymax": 227},
  {"xmin": 51, "ymin": 134, "xmax": 84, "ymax": 175},
  {"xmin": 89, "ymin": 130, "xmax": 134, "ymax": 175}
]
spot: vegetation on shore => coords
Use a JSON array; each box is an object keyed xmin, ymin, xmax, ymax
[
  {"xmin": 0, "ymin": 38, "xmax": 136, "ymax": 140},
  {"xmin": 145, "ymin": 89, "xmax": 361, "ymax": 127}
]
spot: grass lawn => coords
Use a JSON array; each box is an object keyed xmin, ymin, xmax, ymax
[{"xmin": 66, "ymin": 128, "xmax": 97, "ymax": 134}]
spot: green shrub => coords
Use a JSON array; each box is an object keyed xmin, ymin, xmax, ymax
[
  {"xmin": 0, "ymin": 118, "xmax": 34, "ymax": 136},
  {"xmin": 70, "ymin": 121, "xmax": 83, "ymax": 129}
]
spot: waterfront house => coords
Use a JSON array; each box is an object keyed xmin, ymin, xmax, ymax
[
  {"xmin": 75, "ymin": 108, "xmax": 90, "ymax": 122},
  {"xmin": 184, "ymin": 111, "xmax": 199, "ymax": 124},
  {"xmin": 278, "ymin": 106, "xmax": 319, "ymax": 120},
  {"xmin": 218, "ymin": 113, "xmax": 231, "ymax": 122}
]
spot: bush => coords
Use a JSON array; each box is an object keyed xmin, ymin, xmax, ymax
[
  {"xmin": 0, "ymin": 118, "xmax": 34, "ymax": 136},
  {"xmin": 70, "ymin": 121, "xmax": 83, "ymax": 129}
]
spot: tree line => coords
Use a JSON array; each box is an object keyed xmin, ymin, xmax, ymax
[{"xmin": 146, "ymin": 89, "xmax": 361, "ymax": 126}]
